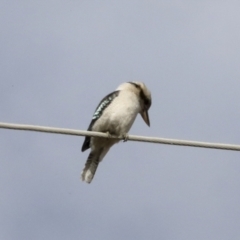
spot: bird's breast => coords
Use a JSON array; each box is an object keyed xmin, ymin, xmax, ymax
[{"xmin": 92, "ymin": 91, "xmax": 141, "ymax": 135}]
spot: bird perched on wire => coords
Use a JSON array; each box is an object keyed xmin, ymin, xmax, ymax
[{"xmin": 81, "ymin": 82, "xmax": 152, "ymax": 183}]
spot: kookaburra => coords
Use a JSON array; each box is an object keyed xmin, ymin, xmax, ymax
[{"xmin": 81, "ymin": 82, "xmax": 152, "ymax": 183}]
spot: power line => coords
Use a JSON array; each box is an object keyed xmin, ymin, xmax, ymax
[{"xmin": 0, "ymin": 122, "xmax": 240, "ymax": 151}]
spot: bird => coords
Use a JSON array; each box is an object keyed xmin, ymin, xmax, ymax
[{"xmin": 81, "ymin": 82, "xmax": 152, "ymax": 183}]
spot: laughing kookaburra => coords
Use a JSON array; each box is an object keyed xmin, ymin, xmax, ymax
[{"xmin": 81, "ymin": 82, "xmax": 152, "ymax": 183}]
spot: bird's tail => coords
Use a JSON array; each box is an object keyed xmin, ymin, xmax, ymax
[
  {"xmin": 81, "ymin": 151, "xmax": 100, "ymax": 183},
  {"xmin": 81, "ymin": 147, "xmax": 110, "ymax": 183}
]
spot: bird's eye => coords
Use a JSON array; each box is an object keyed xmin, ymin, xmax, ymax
[
  {"xmin": 144, "ymin": 99, "xmax": 150, "ymax": 106},
  {"xmin": 144, "ymin": 98, "xmax": 151, "ymax": 109}
]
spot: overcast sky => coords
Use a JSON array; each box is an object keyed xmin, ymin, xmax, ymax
[{"xmin": 1, "ymin": 1, "xmax": 240, "ymax": 240}]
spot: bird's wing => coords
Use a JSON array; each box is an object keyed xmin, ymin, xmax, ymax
[{"xmin": 81, "ymin": 90, "xmax": 119, "ymax": 152}]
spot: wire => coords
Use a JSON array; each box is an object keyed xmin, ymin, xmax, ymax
[{"xmin": 0, "ymin": 122, "xmax": 240, "ymax": 151}]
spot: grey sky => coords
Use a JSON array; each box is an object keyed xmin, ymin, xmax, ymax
[{"xmin": 1, "ymin": 1, "xmax": 240, "ymax": 239}]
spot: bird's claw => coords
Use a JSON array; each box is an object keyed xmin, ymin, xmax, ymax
[
  {"xmin": 106, "ymin": 132, "xmax": 128, "ymax": 141},
  {"xmin": 122, "ymin": 133, "xmax": 129, "ymax": 142},
  {"xmin": 106, "ymin": 131, "xmax": 113, "ymax": 138}
]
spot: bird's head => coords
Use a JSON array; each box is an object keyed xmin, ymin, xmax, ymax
[{"xmin": 117, "ymin": 82, "xmax": 152, "ymax": 126}]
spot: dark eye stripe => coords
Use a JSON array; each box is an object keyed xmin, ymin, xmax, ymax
[
  {"xmin": 128, "ymin": 82, "xmax": 140, "ymax": 89},
  {"xmin": 129, "ymin": 82, "xmax": 151, "ymax": 107}
]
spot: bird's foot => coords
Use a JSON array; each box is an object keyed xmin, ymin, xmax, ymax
[
  {"xmin": 122, "ymin": 133, "xmax": 129, "ymax": 142},
  {"xmin": 106, "ymin": 131, "xmax": 113, "ymax": 138}
]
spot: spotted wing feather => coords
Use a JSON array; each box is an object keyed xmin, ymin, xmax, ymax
[{"xmin": 81, "ymin": 90, "xmax": 119, "ymax": 152}]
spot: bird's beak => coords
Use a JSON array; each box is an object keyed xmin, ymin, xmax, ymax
[{"xmin": 141, "ymin": 110, "xmax": 150, "ymax": 127}]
